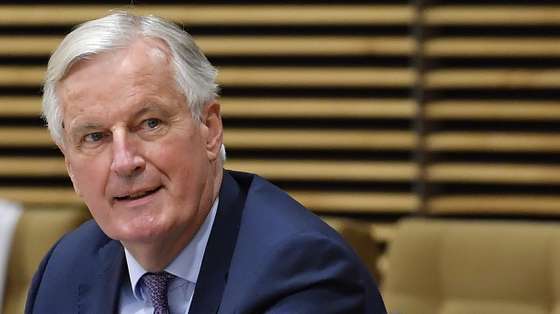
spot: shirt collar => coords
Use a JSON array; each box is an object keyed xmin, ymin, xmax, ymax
[{"xmin": 123, "ymin": 197, "xmax": 220, "ymax": 301}]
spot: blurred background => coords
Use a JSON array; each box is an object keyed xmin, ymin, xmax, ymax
[{"xmin": 1, "ymin": 0, "xmax": 560, "ymax": 313}]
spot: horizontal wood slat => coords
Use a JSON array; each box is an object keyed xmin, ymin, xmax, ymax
[
  {"xmin": 292, "ymin": 191, "xmax": 417, "ymax": 213},
  {"xmin": 0, "ymin": 97, "xmax": 416, "ymax": 119},
  {"xmin": 0, "ymin": 36, "xmax": 413, "ymax": 56},
  {"xmin": 426, "ymin": 6, "xmax": 560, "ymax": 25},
  {"xmin": 222, "ymin": 98, "xmax": 415, "ymax": 118},
  {"xmin": 0, "ymin": 128, "xmax": 53, "ymax": 146},
  {"xmin": 198, "ymin": 36, "xmax": 413, "ymax": 56},
  {"xmin": 225, "ymin": 129, "xmax": 415, "ymax": 150},
  {"xmin": 426, "ymin": 69, "xmax": 560, "ymax": 89},
  {"xmin": 0, "ymin": 187, "xmax": 82, "ymax": 205},
  {"xmin": 428, "ymin": 132, "xmax": 560, "ymax": 152},
  {"xmin": 0, "ymin": 97, "xmax": 41, "ymax": 116},
  {"xmin": 429, "ymin": 195, "xmax": 560, "ymax": 215},
  {"xmin": 428, "ymin": 163, "xmax": 560, "ymax": 184},
  {"xmin": 0, "ymin": 66, "xmax": 414, "ymax": 87},
  {"xmin": 0, "ymin": 5, "xmax": 413, "ymax": 26},
  {"xmin": 427, "ymin": 101, "xmax": 560, "ymax": 120},
  {"xmin": 0, "ymin": 66, "xmax": 44, "ymax": 86},
  {"xmin": 226, "ymin": 160, "xmax": 416, "ymax": 181},
  {"xmin": 426, "ymin": 38, "xmax": 560, "ymax": 57},
  {"xmin": 0, "ymin": 36, "xmax": 60, "ymax": 56},
  {"xmin": 0, "ymin": 128, "xmax": 415, "ymax": 150},
  {"xmin": 219, "ymin": 67, "xmax": 413, "ymax": 87},
  {"xmin": 0, "ymin": 157, "xmax": 66, "ymax": 176}
]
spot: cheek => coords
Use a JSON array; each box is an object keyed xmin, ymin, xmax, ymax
[
  {"xmin": 71, "ymin": 158, "xmax": 116, "ymax": 230},
  {"xmin": 68, "ymin": 155, "xmax": 111, "ymax": 199},
  {"xmin": 161, "ymin": 153, "xmax": 198, "ymax": 195},
  {"xmin": 152, "ymin": 131, "xmax": 206, "ymax": 176},
  {"xmin": 154, "ymin": 142, "xmax": 208, "ymax": 199}
]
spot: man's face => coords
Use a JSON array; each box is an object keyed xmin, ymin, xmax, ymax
[{"xmin": 57, "ymin": 38, "xmax": 222, "ymax": 250}]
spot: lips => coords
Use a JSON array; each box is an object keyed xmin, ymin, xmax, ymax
[{"xmin": 114, "ymin": 186, "xmax": 162, "ymax": 201}]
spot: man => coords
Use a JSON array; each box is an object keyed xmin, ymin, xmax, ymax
[{"xmin": 26, "ymin": 11, "xmax": 386, "ymax": 314}]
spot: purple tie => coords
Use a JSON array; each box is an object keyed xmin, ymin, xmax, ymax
[{"xmin": 142, "ymin": 272, "xmax": 175, "ymax": 314}]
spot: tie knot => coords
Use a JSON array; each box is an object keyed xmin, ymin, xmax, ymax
[{"xmin": 142, "ymin": 272, "xmax": 175, "ymax": 314}]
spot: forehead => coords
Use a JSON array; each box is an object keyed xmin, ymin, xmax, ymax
[
  {"xmin": 59, "ymin": 37, "xmax": 178, "ymax": 104},
  {"xmin": 57, "ymin": 37, "xmax": 186, "ymax": 130}
]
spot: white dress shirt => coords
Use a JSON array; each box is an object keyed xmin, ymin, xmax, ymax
[{"xmin": 119, "ymin": 198, "xmax": 219, "ymax": 314}]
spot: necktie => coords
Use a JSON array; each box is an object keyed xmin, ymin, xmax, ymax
[{"xmin": 142, "ymin": 272, "xmax": 175, "ymax": 314}]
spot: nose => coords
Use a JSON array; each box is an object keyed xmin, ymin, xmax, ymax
[{"xmin": 110, "ymin": 129, "xmax": 146, "ymax": 177}]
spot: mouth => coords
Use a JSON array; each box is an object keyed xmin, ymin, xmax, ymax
[{"xmin": 114, "ymin": 186, "xmax": 163, "ymax": 202}]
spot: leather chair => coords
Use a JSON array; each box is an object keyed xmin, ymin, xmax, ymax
[
  {"xmin": 383, "ymin": 217, "xmax": 560, "ymax": 314},
  {"xmin": 323, "ymin": 217, "xmax": 381, "ymax": 281},
  {"xmin": 2, "ymin": 206, "xmax": 89, "ymax": 314}
]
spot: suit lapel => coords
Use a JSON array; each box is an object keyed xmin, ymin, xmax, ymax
[
  {"xmin": 189, "ymin": 171, "xmax": 247, "ymax": 314},
  {"xmin": 77, "ymin": 240, "xmax": 125, "ymax": 314}
]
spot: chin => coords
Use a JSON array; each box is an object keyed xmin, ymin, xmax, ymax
[
  {"xmin": 105, "ymin": 218, "xmax": 168, "ymax": 243},
  {"xmin": 115, "ymin": 230, "xmax": 164, "ymax": 246}
]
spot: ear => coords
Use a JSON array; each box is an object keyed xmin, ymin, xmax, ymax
[
  {"xmin": 64, "ymin": 156, "xmax": 82, "ymax": 197},
  {"xmin": 201, "ymin": 101, "xmax": 223, "ymax": 161}
]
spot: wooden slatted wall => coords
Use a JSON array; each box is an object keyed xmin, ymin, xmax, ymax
[
  {"xmin": 0, "ymin": 0, "xmax": 413, "ymax": 245},
  {"xmin": 1, "ymin": 1, "xmax": 560, "ymax": 248},
  {"xmin": 419, "ymin": 1, "xmax": 560, "ymax": 216}
]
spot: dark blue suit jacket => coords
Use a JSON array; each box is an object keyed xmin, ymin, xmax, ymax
[{"xmin": 26, "ymin": 170, "xmax": 386, "ymax": 313}]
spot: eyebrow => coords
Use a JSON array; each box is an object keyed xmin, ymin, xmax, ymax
[
  {"xmin": 68, "ymin": 123, "xmax": 104, "ymax": 136},
  {"xmin": 131, "ymin": 104, "xmax": 172, "ymax": 121},
  {"xmin": 133, "ymin": 106, "xmax": 158, "ymax": 118}
]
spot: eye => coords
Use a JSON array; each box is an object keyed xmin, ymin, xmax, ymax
[
  {"xmin": 83, "ymin": 131, "xmax": 105, "ymax": 143},
  {"xmin": 143, "ymin": 118, "xmax": 161, "ymax": 129}
]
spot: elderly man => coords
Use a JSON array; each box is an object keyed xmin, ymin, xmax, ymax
[{"xmin": 25, "ymin": 12, "xmax": 386, "ymax": 314}]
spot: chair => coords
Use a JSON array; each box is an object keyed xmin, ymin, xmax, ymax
[
  {"xmin": 2, "ymin": 206, "xmax": 89, "ymax": 314},
  {"xmin": 383, "ymin": 217, "xmax": 560, "ymax": 314}
]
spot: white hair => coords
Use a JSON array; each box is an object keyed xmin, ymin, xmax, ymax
[{"xmin": 43, "ymin": 11, "xmax": 226, "ymax": 160}]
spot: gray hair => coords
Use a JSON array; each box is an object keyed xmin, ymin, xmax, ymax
[{"xmin": 43, "ymin": 11, "xmax": 226, "ymax": 159}]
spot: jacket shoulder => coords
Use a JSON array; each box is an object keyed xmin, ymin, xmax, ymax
[
  {"xmin": 232, "ymin": 170, "xmax": 343, "ymax": 243},
  {"xmin": 46, "ymin": 219, "xmax": 112, "ymax": 265},
  {"xmin": 221, "ymin": 171, "xmax": 386, "ymax": 313},
  {"xmin": 25, "ymin": 220, "xmax": 117, "ymax": 313}
]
